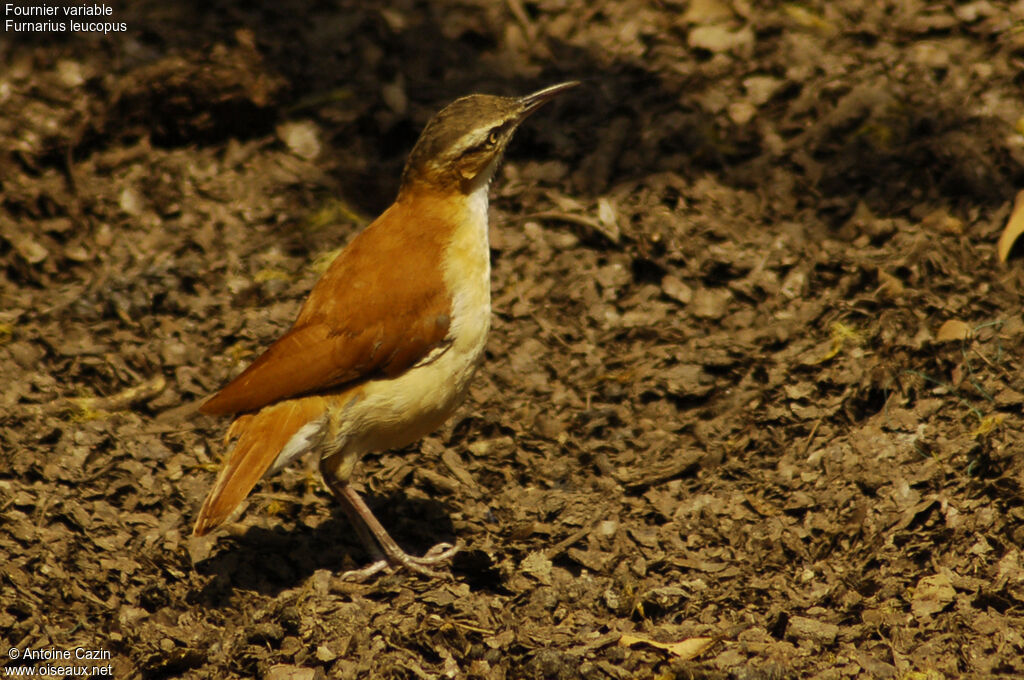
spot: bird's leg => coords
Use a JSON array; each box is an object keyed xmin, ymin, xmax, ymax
[{"xmin": 319, "ymin": 455, "xmax": 458, "ymax": 580}]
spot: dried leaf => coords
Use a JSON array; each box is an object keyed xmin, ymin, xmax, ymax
[
  {"xmin": 595, "ymin": 197, "xmax": 622, "ymax": 242},
  {"xmin": 816, "ymin": 321, "xmax": 861, "ymax": 362},
  {"xmin": 788, "ymin": 615, "xmax": 839, "ymax": 645},
  {"xmin": 661, "ymin": 274, "xmax": 693, "ymax": 304},
  {"xmin": 265, "ymin": 666, "xmax": 326, "ymax": 680},
  {"xmin": 11, "ymin": 233, "xmax": 49, "ymax": 264},
  {"xmin": 920, "ymin": 209, "xmax": 963, "ymax": 234},
  {"xmin": 996, "ymin": 189, "xmax": 1024, "ymax": 262},
  {"xmin": 783, "ymin": 4, "xmax": 837, "ymax": 35},
  {"xmin": 728, "ymin": 101, "xmax": 757, "ymax": 125},
  {"xmin": 520, "ymin": 551, "xmax": 553, "ymax": 584},
  {"xmin": 935, "ymin": 319, "xmax": 971, "ymax": 342},
  {"xmin": 119, "ymin": 186, "xmax": 145, "ymax": 215},
  {"xmin": 877, "ymin": 269, "xmax": 905, "ymax": 298},
  {"xmin": 743, "ymin": 75, "xmax": 784, "ymax": 106},
  {"xmin": 682, "ymin": 0, "xmax": 733, "ymax": 24},
  {"xmin": 688, "ymin": 25, "xmax": 754, "ymax": 53},
  {"xmin": 911, "ymin": 572, "xmax": 955, "ymax": 618},
  {"xmin": 277, "ymin": 120, "xmax": 321, "ymax": 160},
  {"xmin": 969, "ymin": 414, "xmax": 1004, "ymax": 438},
  {"xmin": 619, "ymin": 633, "xmax": 714, "ymax": 660},
  {"xmin": 691, "ymin": 287, "xmax": 731, "ymax": 319}
]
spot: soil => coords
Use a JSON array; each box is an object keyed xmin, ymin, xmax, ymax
[{"xmin": 3, "ymin": 1, "xmax": 1024, "ymax": 678}]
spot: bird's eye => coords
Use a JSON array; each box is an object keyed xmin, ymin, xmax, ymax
[{"xmin": 487, "ymin": 131, "xmax": 500, "ymax": 146}]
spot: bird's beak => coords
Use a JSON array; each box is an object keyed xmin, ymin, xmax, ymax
[{"xmin": 516, "ymin": 81, "xmax": 580, "ymax": 120}]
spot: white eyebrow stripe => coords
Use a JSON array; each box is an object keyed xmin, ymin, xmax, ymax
[{"xmin": 446, "ymin": 127, "xmax": 493, "ymax": 156}]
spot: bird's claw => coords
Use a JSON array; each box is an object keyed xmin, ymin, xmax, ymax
[{"xmin": 340, "ymin": 541, "xmax": 460, "ymax": 582}]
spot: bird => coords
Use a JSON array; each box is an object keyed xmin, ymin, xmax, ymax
[{"xmin": 190, "ymin": 81, "xmax": 579, "ymax": 579}]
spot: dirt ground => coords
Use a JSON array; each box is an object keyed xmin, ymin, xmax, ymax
[{"xmin": 4, "ymin": 1, "xmax": 1024, "ymax": 678}]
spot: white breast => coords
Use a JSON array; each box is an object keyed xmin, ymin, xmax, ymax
[{"xmin": 445, "ymin": 183, "xmax": 492, "ymax": 356}]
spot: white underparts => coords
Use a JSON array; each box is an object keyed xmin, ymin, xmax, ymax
[{"xmin": 270, "ymin": 415, "xmax": 327, "ymax": 474}]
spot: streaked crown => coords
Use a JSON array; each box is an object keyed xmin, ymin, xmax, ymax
[{"xmin": 400, "ymin": 81, "xmax": 578, "ymax": 195}]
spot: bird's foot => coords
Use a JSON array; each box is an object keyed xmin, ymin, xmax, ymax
[{"xmin": 340, "ymin": 541, "xmax": 459, "ymax": 582}]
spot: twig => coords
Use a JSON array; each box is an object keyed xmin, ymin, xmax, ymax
[
  {"xmin": 525, "ymin": 211, "xmax": 622, "ymax": 245},
  {"xmin": 545, "ymin": 520, "xmax": 598, "ymax": 560},
  {"xmin": 64, "ymin": 375, "xmax": 167, "ymax": 415},
  {"xmin": 800, "ymin": 418, "xmax": 822, "ymax": 457}
]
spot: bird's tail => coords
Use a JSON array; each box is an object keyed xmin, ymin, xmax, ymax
[{"xmin": 192, "ymin": 397, "xmax": 328, "ymax": 536}]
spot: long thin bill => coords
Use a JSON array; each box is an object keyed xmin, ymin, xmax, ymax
[{"xmin": 517, "ymin": 80, "xmax": 580, "ymax": 117}]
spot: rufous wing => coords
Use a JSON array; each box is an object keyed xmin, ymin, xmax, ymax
[
  {"xmin": 200, "ymin": 197, "xmax": 455, "ymax": 417},
  {"xmin": 197, "ymin": 320, "xmax": 441, "ymax": 416}
]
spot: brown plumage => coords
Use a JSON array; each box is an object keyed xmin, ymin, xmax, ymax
[
  {"xmin": 193, "ymin": 189, "xmax": 458, "ymax": 534},
  {"xmin": 193, "ymin": 396, "xmax": 336, "ymax": 535},
  {"xmin": 189, "ymin": 81, "xmax": 579, "ymax": 578},
  {"xmin": 198, "ymin": 192, "xmax": 454, "ymax": 418}
]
